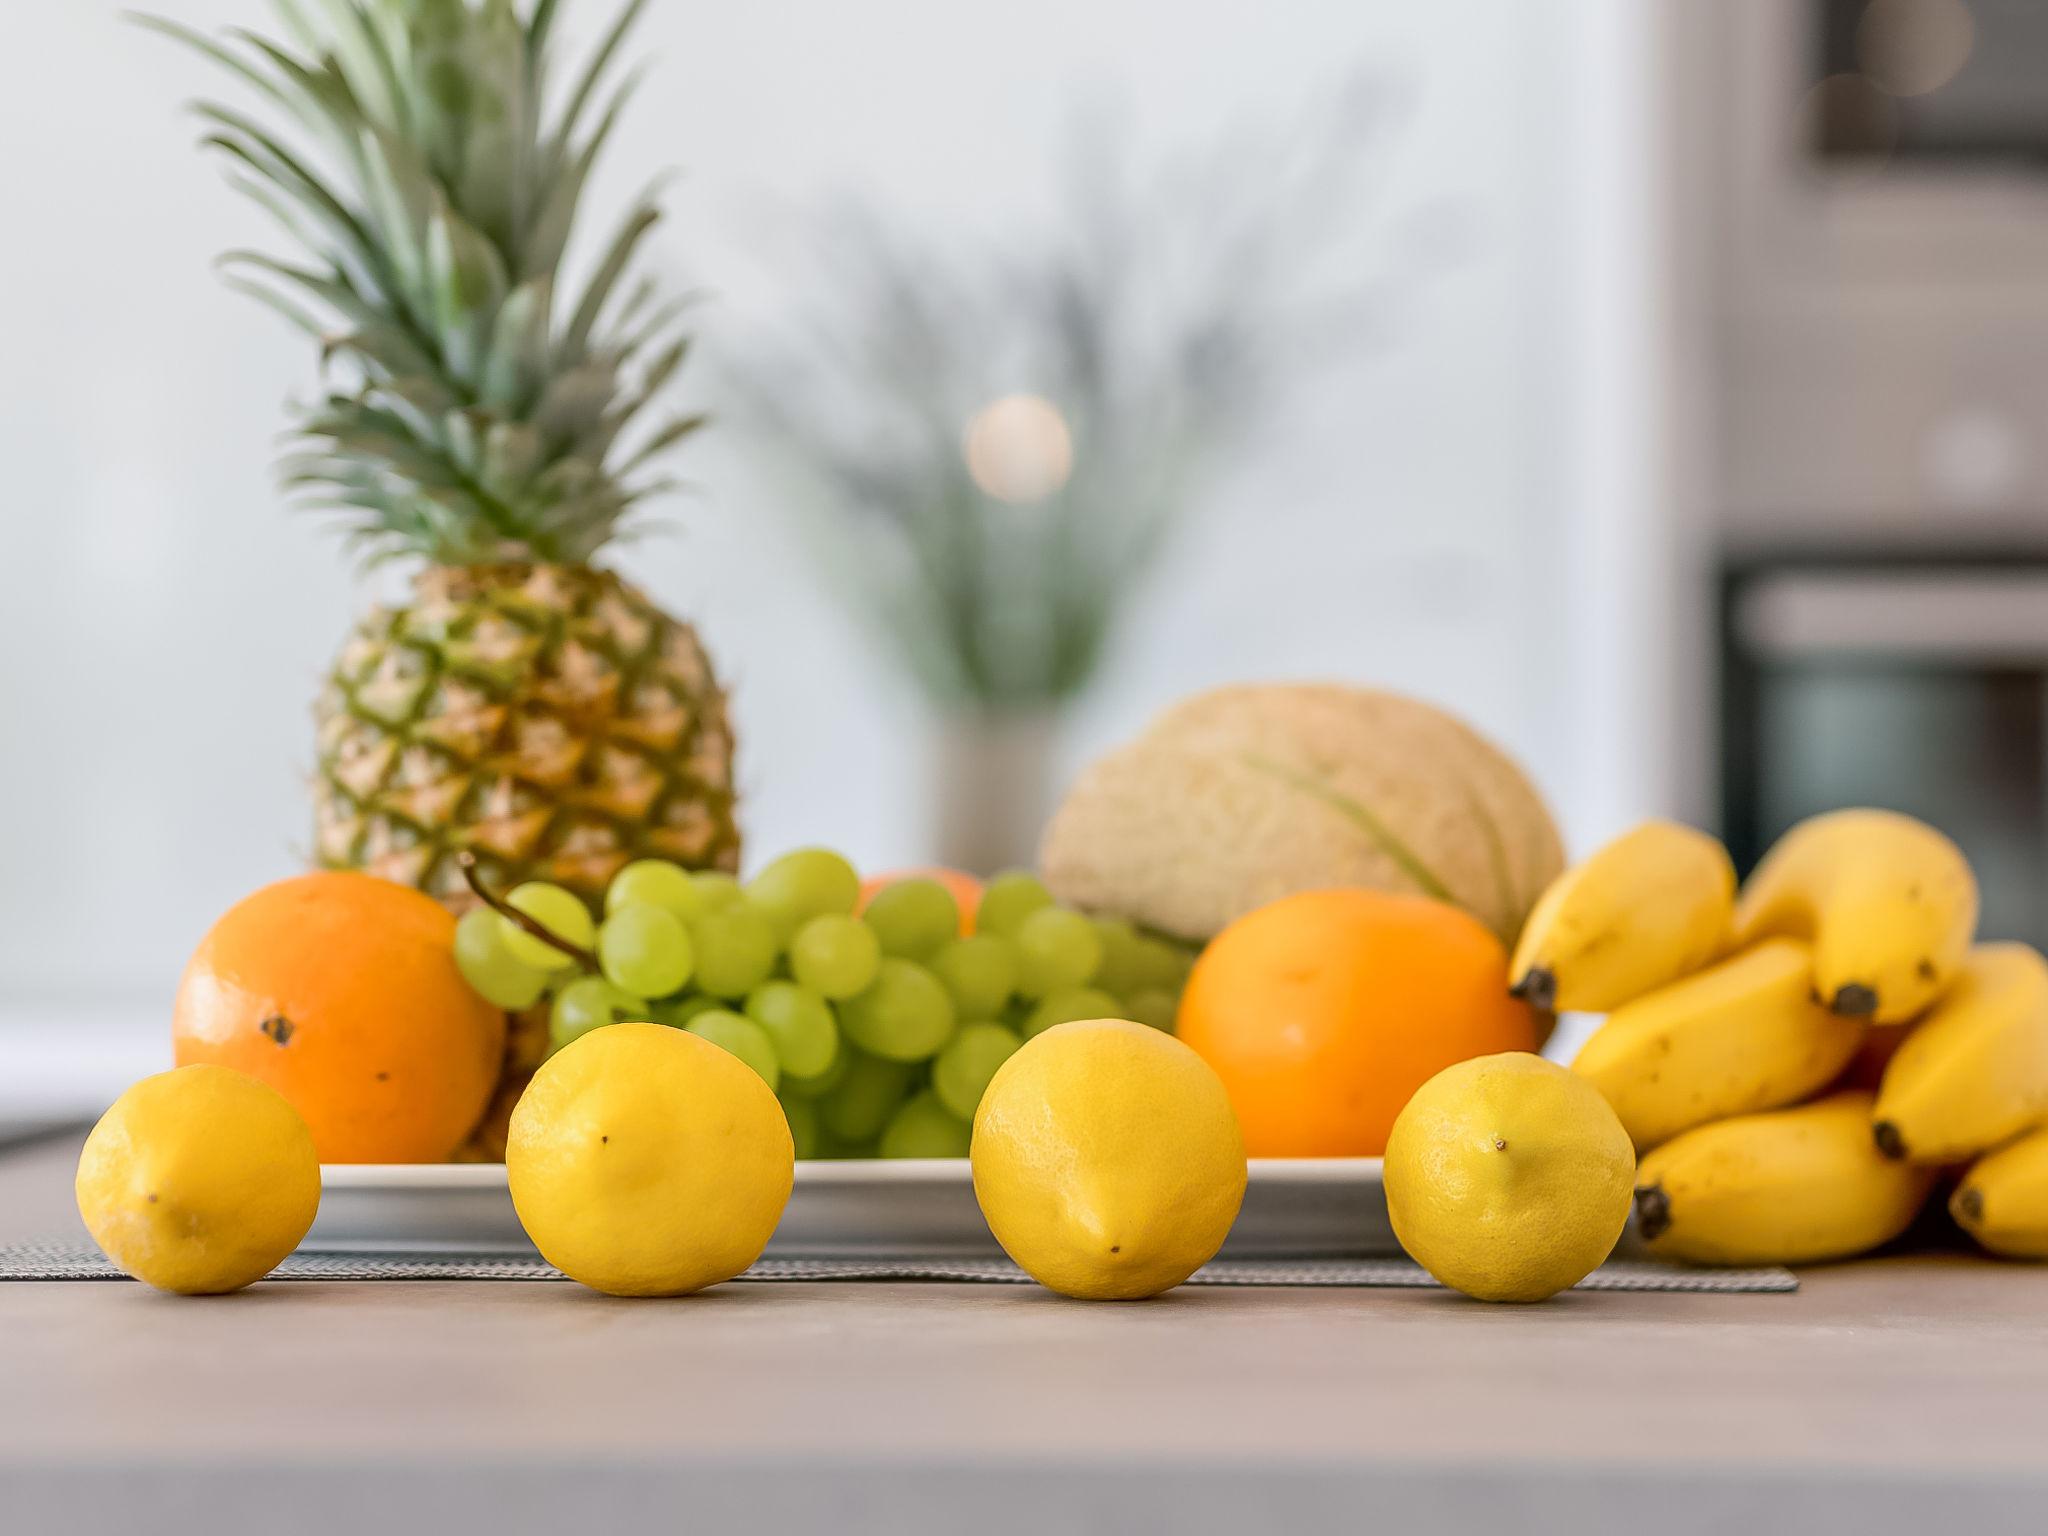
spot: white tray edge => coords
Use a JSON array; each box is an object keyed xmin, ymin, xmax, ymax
[{"xmin": 321, "ymin": 1157, "xmax": 1385, "ymax": 1187}]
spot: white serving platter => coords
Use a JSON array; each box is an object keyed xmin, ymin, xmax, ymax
[{"xmin": 308, "ymin": 1158, "xmax": 1397, "ymax": 1260}]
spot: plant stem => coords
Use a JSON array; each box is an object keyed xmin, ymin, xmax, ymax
[{"xmin": 457, "ymin": 853, "xmax": 600, "ymax": 973}]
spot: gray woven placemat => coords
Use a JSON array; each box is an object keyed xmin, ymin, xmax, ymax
[{"xmin": 0, "ymin": 1242, "xmax": 1795, "ymax": 1291}]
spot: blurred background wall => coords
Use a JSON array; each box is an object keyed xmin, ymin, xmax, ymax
[
  {"xmin": 1671, "ymin": 0, "xmax": 2048, "ymax": 948},
  {"xmin": 0, "ymin": 0, "xmax": 1662, "ymax": 1075}
]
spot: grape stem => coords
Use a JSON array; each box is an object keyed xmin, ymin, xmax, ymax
[{"xmin": 457, "ymin": 854, "xmax": 600, "ymax": 973}]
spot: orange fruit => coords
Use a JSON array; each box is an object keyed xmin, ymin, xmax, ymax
[
  {"xmin": 173, "ymin": 872, "xmax": 506, "ymax": 1163},
  {"xmin": 859, "ymin": 867, "xmax": 984, "ymax": 936},
  {"xmin": 1176, "ymin": 889, "xmax": 1536, "ymax": 1157}
]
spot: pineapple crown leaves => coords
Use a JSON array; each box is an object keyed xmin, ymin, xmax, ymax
[{"xmin": 139, "ymin": 0, "xmax": 704, "ymax": 567}]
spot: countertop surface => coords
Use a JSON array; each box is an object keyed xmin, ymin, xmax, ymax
[{"xmin": 5, "ymin": 1131, "xmax": 2047, "ymax": 1536}]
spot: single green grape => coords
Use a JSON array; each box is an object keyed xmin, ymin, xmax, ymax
[
  {"xmin": 1129, "ymin": 934, "xmax": 1197, "ymax": 991},
  {"xmin": 596, "ymin": 904, "xmax": 694, "ymax": 999},
  {"xmin": 820, "ymin": 1051, "xmax": 915, "ymax": 1142},
  {"xmin": 744, "ymin": 980, "xmax": 840, "ymax": 1079},
  {"xmin": 686, "ymin": 1009, "xmax": 781, "ymax": 1091},
  {"xmin": 929, "ymin": 934, "xmax": 1019, "ymax": 1019},
  {"xmin": 782, "ymin": 1095, "xmax": 820, "ymax": 1160},
  {"xmin": 454, "ymin": 907, "xmax": 550, "ymax": 1010},
  {"xmin": 1022, "ymin": 986, "xmax": 1122, "ymax": 1039},
  {"xmin": 653, "ymin": 993, "xmax": 723, "ymax": 1029},
  {"xmin": 1123, "ymin": 987, "xmax": 1181, "ymax": 1032},
  {"xmin": 1014, "ymin": 906, "xmax": 1104, "ymax": 998},
  {"xmin": 788, "ymin": 913, "xmax": 882, "ymax": 1000},
  {"xmin": 689, "ymin": 871, "xmax": 745, "ymax": 913},
  {"xmin": 862, "ymin": 878, "xmax": 960, "ymax": 960},
  {"xmin": 499, "ymin": 882, "xmax": 596, "ymax": 971},
  {"xmin": 930, "ymin": 1022, "xmax": 1023, "ymax": 1120},
  {"xmin": 977, "ymin": 869, "xmax": 1054, "ymax": 938},
  {"xmin": 1089, "ymin": 915, "xmax": 1146, "ymax": 996},
  {"xmin": 746, "ymin": 847, "xmax": 861, "ymax": 941},
  {"xmin": 878, "ymin": 1090, "xmax": 972, "ymax": 1159},
  {"xmin": 839, "ymin": 958, "xmax": 957, "ymax": 1061},
  {"xmin": 779, "ymin": 1046, "xmax": 851, "ymax": 1101},
  {"xmin": 605, "ymin": 859, "xmax": 695, "ymax": 921},
  {"xmin": 690, "ymin": 903, "xmax": 779, "ymax": 998},
  {"xmin": 550, "ymin": 976, "xmax": 649, "ymax": 1052}
]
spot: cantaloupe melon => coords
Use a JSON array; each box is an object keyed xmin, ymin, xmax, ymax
[{"xmin": 1040, "ymin": 683, "xmax": 1564, "ymax": 946}]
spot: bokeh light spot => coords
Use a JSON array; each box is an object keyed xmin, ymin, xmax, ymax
[{"xmin": 964, "ymin": 395, "xmax": 1075, "ymax": 505}]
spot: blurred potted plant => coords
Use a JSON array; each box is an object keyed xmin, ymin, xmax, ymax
[{"xmin": 728, "ymin": 86, "xmax": 1426, "ymax": 871}]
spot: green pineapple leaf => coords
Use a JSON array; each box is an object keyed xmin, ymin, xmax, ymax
[{"xmin": 146, "ymin": 0, "xmax": 696, "ymax": 568}]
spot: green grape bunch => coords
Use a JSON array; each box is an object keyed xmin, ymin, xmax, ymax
[{"xmin": 450, "ymin": 851, "xmax": 1199, "ymax": 1159}]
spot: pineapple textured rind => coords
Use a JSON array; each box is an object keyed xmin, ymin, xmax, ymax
[{"xmin": 314, "ymin": 564, "xmax": 739, "ymax": 909}]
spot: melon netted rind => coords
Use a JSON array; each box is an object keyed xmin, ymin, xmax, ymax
[{"xmin": 1039, "ymin": 683, "xmax": 1564, "ymax": 946}]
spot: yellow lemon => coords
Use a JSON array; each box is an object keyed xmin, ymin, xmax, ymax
[
  {"xmin": 75, "ymin": 1065, "xmax": 320, "ymax": 1295},
  {"xmin": 508, "ymin": 1022, "xmax": 794, "ymax": 1296},
  {"xmin": 971, "ymin": 1018, "xmax": 1246, "ymax": 1299},
  {"xmin": 1385, "ymin": 1051, "xmax": 1635, "ymax": 1302}
]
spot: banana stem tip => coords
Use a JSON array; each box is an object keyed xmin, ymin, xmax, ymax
[{"xmin": 1634, "ymin": 1183, "xmax": 1671, "ymax": 1242}]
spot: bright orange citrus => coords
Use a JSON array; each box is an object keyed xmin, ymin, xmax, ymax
[
  {"xmin": 172, "ymin": 872, "xmax": 505, "ymax": 1163},
  {"xmin": 859, "ymin": 867, "xmax": 984, "ymax": 935},
  {"xmin": 1176, "ymin": 889, "xmax": 1536, "ymax": 1157}
]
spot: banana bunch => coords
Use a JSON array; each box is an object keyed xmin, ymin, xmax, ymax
[{"xmin": 1520, "ymin": 808, "xmax": 2048, "ymax": 1266}]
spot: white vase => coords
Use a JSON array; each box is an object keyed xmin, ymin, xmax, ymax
[{"xmin": 931, "ymin": 708, "xmax": 1063, "ymax": 875}]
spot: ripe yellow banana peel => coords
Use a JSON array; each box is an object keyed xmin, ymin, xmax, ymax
[
  {"xmin": 1573, "ymin": 938, "xmax": 1865, "ymax": 1151},
  {"xmin": 1733, "ymin": 808, "xmax": 1977, "ymax": 1025},
  {"xmin": 1952, "ymin": 1125, "xmax": 2048, "ymax": 1259},
  {"xmin": 1508, "ymin": 820, "xmax": 1733, "ymax": 1014},
  {"xmin": 1633, "ymin": 1091, "xmax": 1935, "ymax": 1267},
  {"xmin": 1871, "ymin": 943, "xmax": 2048, "ymax": 1165}
]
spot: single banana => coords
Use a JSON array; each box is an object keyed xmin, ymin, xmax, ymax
[
  {"xmin": 1732, "ymin": 808, "xmax": 1976, "ymax": 1024},
  {"xmin": 1633, "ymin": 1091, "xmax": 1935, "ymax": 1266},
  {"xmin": 1951, "ymin": 1125, "xmax": 2048, "ymax": 1259},
  {"xmin": 1871, "ymin": 943, "xmax": 2048, "ymax": 1164},
  {"xmin": 1508, "ymin": 821, "xmax": 1734, "ymax": 1013},
  {"xmin": 1573, "ymin": 938, "xmax": 1865, "ymax": 1151}
]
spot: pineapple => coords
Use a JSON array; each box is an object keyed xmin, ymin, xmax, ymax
[{"xmin": 151, "ymin": 0, "xmax": 739, "ymax": 913}]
